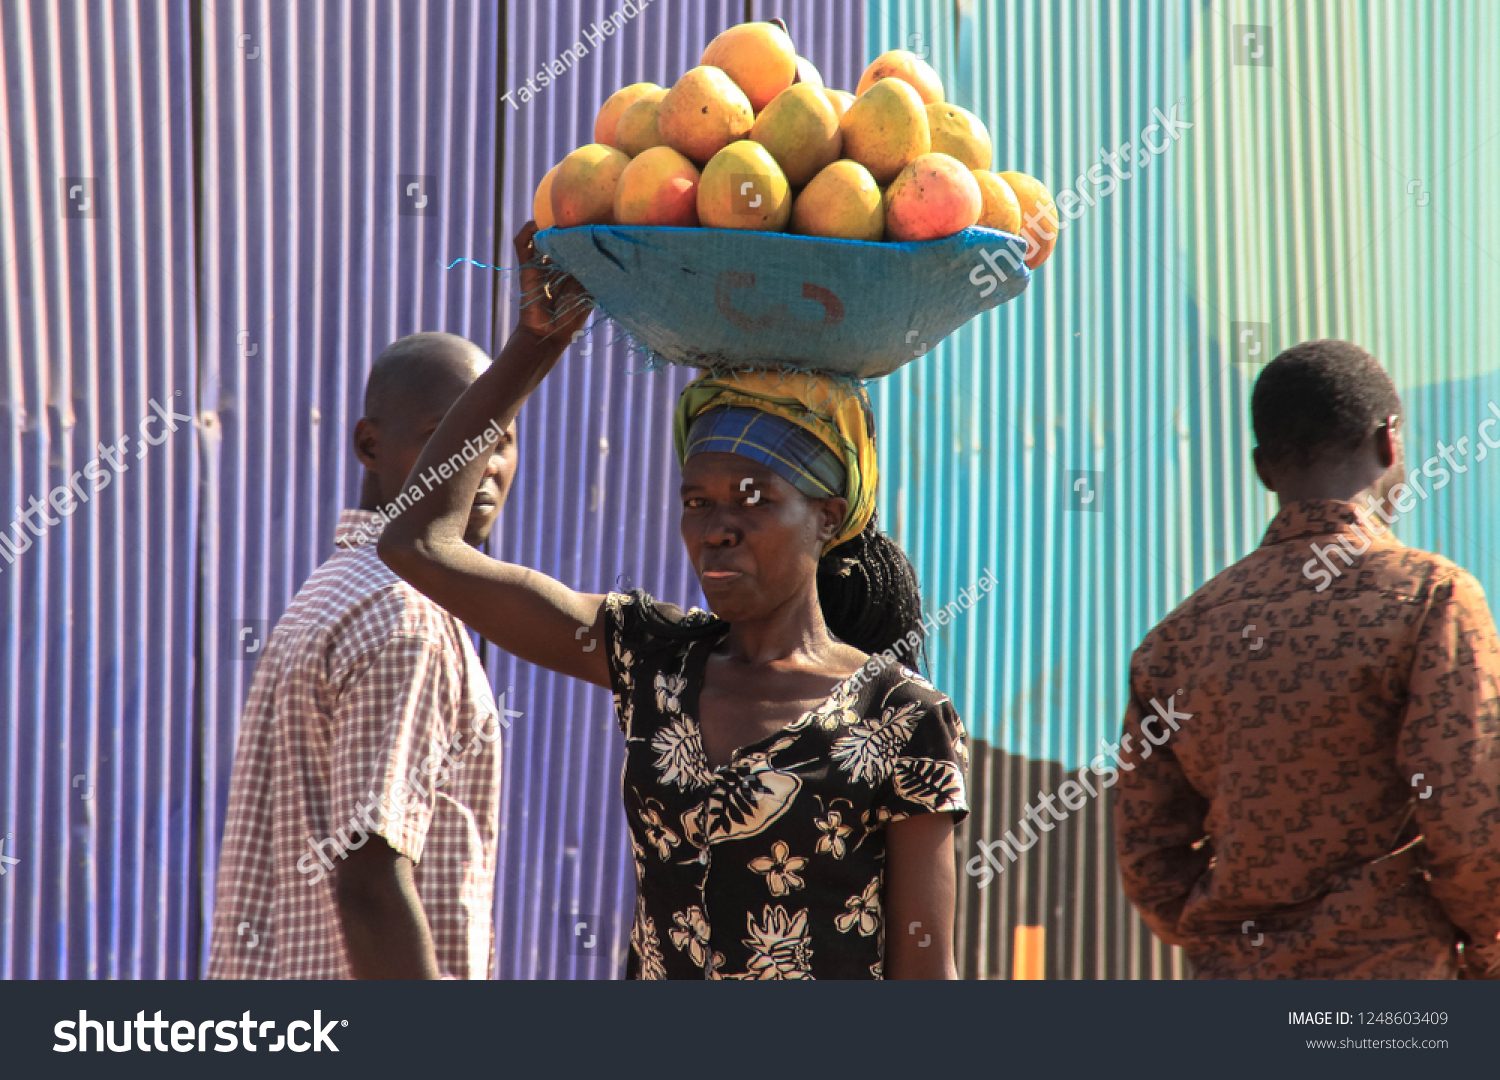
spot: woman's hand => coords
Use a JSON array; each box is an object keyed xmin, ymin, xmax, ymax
[
  {"xmin": 375, "ymin": 221, "xmax": 611, "ymax": 689},
  {"xmin": 514, "ymin": 221, "xmax": 592, "ymax": 346}
]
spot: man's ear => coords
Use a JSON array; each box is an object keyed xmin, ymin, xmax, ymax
[
  {"xmin": 1374, "ymin": 419, "xmax": 1398, "ymax": 470},
  {"xmin": 352, "ymin": 417, "xmax": 379, "ymax": 470},
  {"xmin": 1251, "ymin": 446, "xmax": 1277, "ymax": 494}
]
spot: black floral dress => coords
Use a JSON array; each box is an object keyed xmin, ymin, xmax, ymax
[{"xmin": 603, "ymin": 590, "xmax": 969, "ymax": 980}]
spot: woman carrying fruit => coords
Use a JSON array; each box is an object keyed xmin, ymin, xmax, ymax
[{"xmin": 379, "ymin": 224, "xmax": 968, "ymax": 980}]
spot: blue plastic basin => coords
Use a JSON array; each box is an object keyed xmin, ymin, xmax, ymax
[{"xmin": 533, "ymin": 224, "xmax": 1032, "ymax": 379}]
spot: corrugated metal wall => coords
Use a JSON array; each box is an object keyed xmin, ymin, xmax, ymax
[
  {"xmin": 4, "ymin": 0, "xmax": 1496, "ymax": 981},
  {"xmin": 1, "ymin": 0, "xmax": 200, "ymax": 979},
  {"xmin": 193, "ymin": 0, "xmax": 504, "ymax": 976},
  {"xmin": 867, "ymin": 0, "xmax": 1500, "ymax": 979}
]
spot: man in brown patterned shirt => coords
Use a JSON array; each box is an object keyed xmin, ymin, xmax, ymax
[{"xmin": 1113, "ymin": 339, "xmax": 1500, "ymax": 978}]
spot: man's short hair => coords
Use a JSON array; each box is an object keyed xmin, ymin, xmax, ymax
[
  {"xmin": 1251, "ymin": 339, "xmax": 1402, "ymax": 468},
  {"xmin": 364, "ymin": 332, "xmax": 487, "ymax": 422}
]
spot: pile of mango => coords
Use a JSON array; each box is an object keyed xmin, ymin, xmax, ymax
[{"xmin": 533, "ymin": 21, "xmax": 1057, "ymax": 268}]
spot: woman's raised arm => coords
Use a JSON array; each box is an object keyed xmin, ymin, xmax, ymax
[{"xmin": 378, "ymin": 224, "xmax": 612, "ymax": 689}]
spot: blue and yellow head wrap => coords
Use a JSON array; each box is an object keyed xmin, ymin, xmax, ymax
[{"xmin": 672, "ymin": 370, "xmax": 880, "ymax": 552}]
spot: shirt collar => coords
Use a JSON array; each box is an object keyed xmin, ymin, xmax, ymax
[
  {"xmin": 334, "ymin": 508, "xmax": 387, "ymax": 550},
  {"xmin": 1259, "ymin": 498, "xmax": 1402, "ymax": 548}
]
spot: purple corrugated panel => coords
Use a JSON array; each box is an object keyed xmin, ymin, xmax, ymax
[
  {"xmin": 0, "ymin": 1, "xmax": 199, "ymax": 978},
  {"xmin": 2, "ymin": 0, "xmax": 874, "ymax": 984},
  {"xmin": 495, "ymin": 0, "xmax": 866, "ymax": 979},
  {"xmin": 195, "ymin": 0, "xmax": 500, "ymax": 972}
]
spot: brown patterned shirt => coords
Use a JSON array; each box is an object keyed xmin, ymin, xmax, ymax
[{"xmin": 1113, "ymin": 499, "xmax": 1500, "ymax": 978}]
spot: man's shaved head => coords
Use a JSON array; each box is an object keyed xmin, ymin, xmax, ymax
[
  {"xmin": 354, "ymin": 331, "xmax": 515, "ymax": 548},
  {"xmin": 364, "ymin": 331, "xmax": 490, "ymax": 422}
]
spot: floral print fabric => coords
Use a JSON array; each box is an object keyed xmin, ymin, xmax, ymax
[{"xmin": 604, "ymin": 590, "xmax": 969, "ymax": 980}]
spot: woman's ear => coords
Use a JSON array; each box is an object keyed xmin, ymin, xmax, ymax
[{"xmin": 818, "ymin": 496, "xmax": 848, "ymax": 543}]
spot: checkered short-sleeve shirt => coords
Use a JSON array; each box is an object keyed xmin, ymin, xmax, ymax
[{"xmin": 207, "ymin": 510, "xmax": 502, "ymax": 979}]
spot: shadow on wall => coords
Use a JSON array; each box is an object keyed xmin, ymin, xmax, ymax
[{"xmin": 954, "ymin": 738, "xmax": 1189, "ymax": 980}]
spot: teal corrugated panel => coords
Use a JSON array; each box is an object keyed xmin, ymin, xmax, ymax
[{"xmin": 864, "ymin": 0, "xmax": 1500, "ymax": 979}]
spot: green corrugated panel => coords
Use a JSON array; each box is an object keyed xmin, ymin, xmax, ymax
[{"xmin": 862, "ymin": 0, "xmax": 1500, "ymax": 979}]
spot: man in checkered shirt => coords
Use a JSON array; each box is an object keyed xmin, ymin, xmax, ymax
[{"xmin": 208, "ymin": 332, "xmax": 515, "ymax": 979}]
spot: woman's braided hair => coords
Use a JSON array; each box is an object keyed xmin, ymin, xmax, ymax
[{"xmin": 816, "ymin": 511, "xmax": 926, "ymax": 667}]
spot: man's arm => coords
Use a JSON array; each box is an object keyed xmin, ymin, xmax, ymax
[
  {"xmin": 326, "ymin": 614, "xmax": 468, "ymax": 978},
  {"xmin": 335, "ymin": 837, "xmax": 442, "ymax": 979},
  {"xmin": 1397, "ymin": 571, "xmax": 1500, "ymax": 977},
  {"xmin": 884, "ymin": 812, "xmax": 959, "ymax": 979},
  {"xmin": 1111, "ymin": 688, "xmax": 1210, "ymax": 947}
]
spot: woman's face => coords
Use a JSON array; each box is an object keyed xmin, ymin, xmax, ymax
[{"xmin": 679, "ymin": 451, "xmax": 847, "ymax": 623}]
